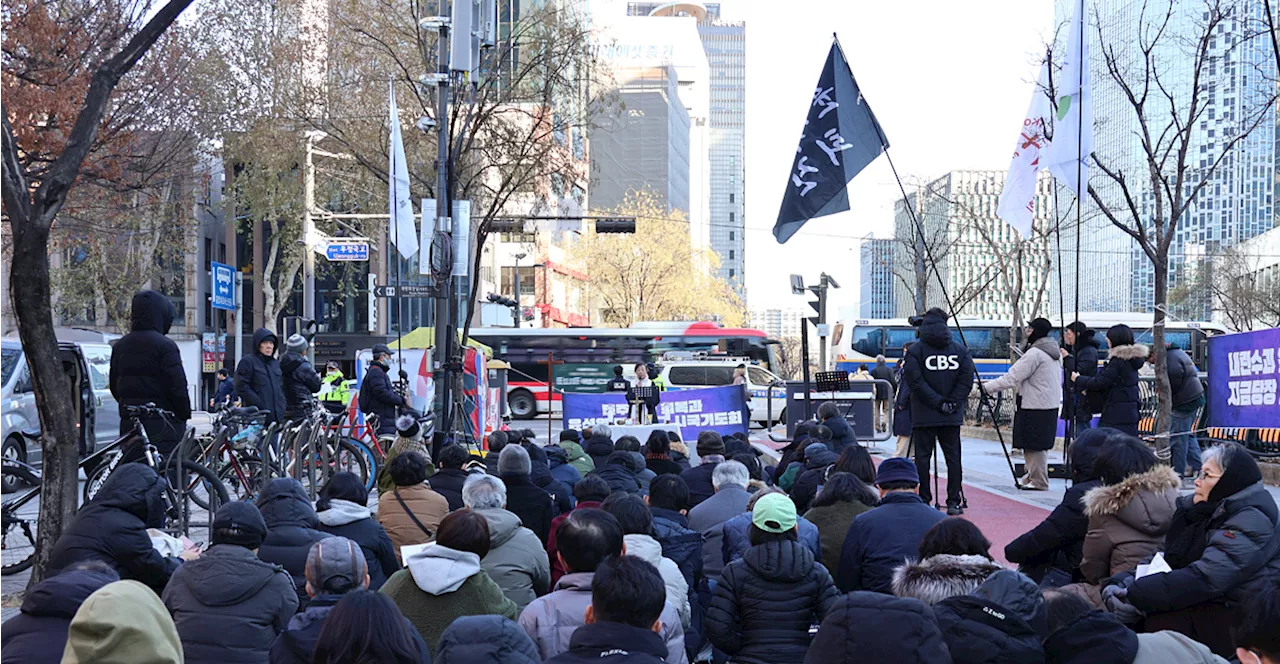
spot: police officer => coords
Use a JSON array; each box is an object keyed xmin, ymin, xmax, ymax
[
  {"xmin": 606, "ymin": 365, "xmax": 630, "ymax": 392},
  {"xmin": 902, "ymin": 308, "xmax": 975, "ymax": 515}
]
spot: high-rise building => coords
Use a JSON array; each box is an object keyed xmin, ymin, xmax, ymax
[
  {"xmin": 893, "ymin": 170, "xmax": 1056, "ymax": 320},
  {"xmin": 749, "ymin": 307, "xmax": 805, "ymax": 339},
  {"xmin": 859, "ymin": 238, "xmax": 895, "ymax": 318},
  {"xmin": 626, "ymin": 2, "xmax": 746, "ymax": 299},
  {"xmin": 1058, "ymin": 0, "xmax": 1278, "ymax": 317}
]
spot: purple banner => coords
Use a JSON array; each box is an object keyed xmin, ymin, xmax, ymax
[{"xmin": 1207, "ymin": 328, "xmax": 1280, "ymax": 429}]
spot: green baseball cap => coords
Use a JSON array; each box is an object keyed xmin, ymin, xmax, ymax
[{"xmin": 751, "ymin": 493, "xmax": 798, "ymax": 534}]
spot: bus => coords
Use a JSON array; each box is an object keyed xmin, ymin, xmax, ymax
[
  {"xmin": 469, "ymin": 322, "xmax": 779, "ymax": 419},
  {"xmin": 836, "ymin": 314, "xmax": 1227, "ymax": 379}
]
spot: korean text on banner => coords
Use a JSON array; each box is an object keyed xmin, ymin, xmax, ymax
[
  {"xmin": 562, "ymin": 385, "xmax": 749, "ymax": 442},
  {"xmin": 996, "ymin": 63, "xmax": 1052, "ymax": 238},
  {"xmin": 1207, "ymin": 328, "xmax": 1280, "ymax": 429}
]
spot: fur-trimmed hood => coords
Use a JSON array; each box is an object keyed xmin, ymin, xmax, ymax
[
  {"xmin": 891, "ymin": 554, "xmax": 1005, "ymax": 605},
  {"xmin": 1083, "ymin": 465, "xmax": 1180, "ymax": 534},
  {"xmin": 1108, "ymin": 343, "xmax": 1150, "ymax": 363}
]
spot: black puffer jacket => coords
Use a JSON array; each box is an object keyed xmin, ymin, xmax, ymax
[
  {"xmin": 789, "ymin": 444, "xmax": 839, "ymax": 514},
  {"xmin": 1063, "ymin": 331, "xmax": 1101, "ymax": 419},
  {"xmin": 502, "ymin": 474, "xmax": 556, "ymax": 546},
  {"xmin": 280, "ymin": 351, "xmax": 321, "ymax": 423},
  {"xmin": 1075, "ymin": 343, "xmax": 1147, "ymax": 435},
  {"xmin": 593, "ymin": 452, "xmax": 642, "ymax": 495},
  {"xmin": 47, "ymin": 464, "xmax": 178, "ymax": 593},
  {"xmin": 1004, "ymin": 428, "xmax": 1110, "ymax": 580},
  {"xmin": 904, "ymin": 311, "xmax": 976, "ymax": 428},
  {"xmin": 584, "ymin": 434, "xmax": 615, "ymax": 470},
  {"xmin": 1165, "ymin": 346, "xmax": 1204, "ymax": 409},
  {"xmin": 163, "ymin": 544, "xmax": 299, "ymax": 663},
  {"xmin": 526, "ymin": 443, "xmax": 573, "ymax": 515},
  {"xmin": 0, "ymin": 567, "xmax": 117, "ymax": 664},
  {"xmin": 1041, "ymin": 610, "xmax": 1139, "ymax": 664},
  {"xmin": 255, "ymin": 478, "xmax": 333, "ymax": 609},
  {"xmin": 651, "ymin": 505, "xmax": 708, "ymax": 659},
  {"xmin": 358, "ymin": 359, "xmax": 406, "ymax": 436},
  {"xmin": 429, "ymin": 467, "xmax": 472, "ymax": 511},
  {"xmin": 970, "ymin": 569, "xmax": 1050, "ymax": 638},
  {"xmin": 109, "ymin": 290, "xmax": 191, "ymax": 436},
  {"xmin": 822, "ymin": 414, "xmax": 856, "ymax": 453},
  {"xmin": 237, "ymin": 328, "xmax": 287, "ymax": 423},
  {"xmin": 1127, "ymin": 482, "xmax": 1280, "ymax": 613},
  {"xmin": 933, "ymin": 594, "xmax": 1044, "ymax": 664},
  {"xmin": 706, "ymin": 538, "xmax": 839, "ymax": 664},
  {"xmin": 804, "ymin": 592, "xmax": 951, "ymax": 664},
  {"xmin": 435, "ymin": 615, "xmax": 541, "ymax": 664}
]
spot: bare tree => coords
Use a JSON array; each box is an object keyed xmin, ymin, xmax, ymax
[
  {"xmin": 1082, "ymin": 0, "xmax": 1279, "ymax": 452},
  {"xmin": 1, "ymin": 0, "xmax": 196, "ymax": 584},
  {"xmin": 1175, "ymin": 245, "xmax": 1280, "ymax": 331}
]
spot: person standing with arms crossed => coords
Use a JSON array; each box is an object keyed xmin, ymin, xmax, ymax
[{"xmin": 902, "ymin": 308, "xmax": 975, "ymax": 515}]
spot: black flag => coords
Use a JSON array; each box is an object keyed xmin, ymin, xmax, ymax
[{"xmin": 773, "ymin": 38, "xmax": 890, "ymax": 244}]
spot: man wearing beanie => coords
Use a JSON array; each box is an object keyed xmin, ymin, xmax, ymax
[
  {"xmin": 280, "ymin": 333, "xmax": 322, "ymax": 424},
  {"xmin": 836, "ymin": 458, "xmax": 944, "ymax": 594},
  {"xmin": 680, "ymin": 430, "xmax": 728, "ymax": 507},
  {"xmin": 163, "ymin": 501, "xmax": 298, "ymax": 663}
]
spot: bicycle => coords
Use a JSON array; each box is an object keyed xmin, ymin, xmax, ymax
[{"xmin": 277, "ymin": 402, "xmax": 371, "ymax": 497}]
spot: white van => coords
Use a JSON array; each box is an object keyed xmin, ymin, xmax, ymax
[{"xmin": 656, "ymin": 359, "xmax": 787, "ymax": 427}]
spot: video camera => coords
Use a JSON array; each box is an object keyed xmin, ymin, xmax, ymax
[{"xmin": 908, "ymin": 315, "xmax": 924, "ymax": 327}]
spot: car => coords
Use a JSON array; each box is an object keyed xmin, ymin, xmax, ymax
[
  {"xmin": 655, "ymin": 358, "xmax": 787, "ymax": 427},
  {"xmin": 1, "ymin": 339, "xmax": 99, "ymax": 492}
]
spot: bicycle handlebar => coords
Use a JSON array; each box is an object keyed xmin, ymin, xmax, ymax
[{"xmin": 124, "ymin": 403, "xmax": 174, "ymax": 419}]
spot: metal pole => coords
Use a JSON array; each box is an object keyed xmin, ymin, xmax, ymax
[
  {"xmin": 801, "ymin": 318, "xmax": 813, "ymax": 420},
  {"xmin": 513, "ymin": 255, "xmax": 521, "ymax": 329},
  {"xmin": 235, "ymin": 273, "xmax": 244, "ymax": 368},
  {"xmin": 302, "ymin": 134, "xmax": 317, "ymax": 363},
  {"xmin": 432, "ymin": 21, "xmax": 454, "ymax": 441},
  {"xmin": 546, "ymin": 351, "xmax": 553, "ymax": 444}
]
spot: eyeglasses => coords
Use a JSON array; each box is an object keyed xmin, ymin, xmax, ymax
[{"xmin": 1195, "ymin": 470, "xmax": 1222, "ymax": 481}]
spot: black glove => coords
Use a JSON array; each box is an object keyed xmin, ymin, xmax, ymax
[{"xmin": 939, "ymin": 401, "xmax": 958, "ymax": 415}]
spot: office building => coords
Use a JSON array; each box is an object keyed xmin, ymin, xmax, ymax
[
  {"xmin": 859, "ymin": 238, "xmax": 895, "ymax": 318},
  {"xmin": 749, "ymin": 307, "xmax": 805, "ymax": 339}
]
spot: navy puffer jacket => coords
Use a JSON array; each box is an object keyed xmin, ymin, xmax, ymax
[
  {"xmin": 903, "ymin": 312, "xmax": 976, "ymax": 428},
  {"xmin": 1074, "ymin": 343, "xmax": 1147, "ymax": 435},
  {"xmin": 1063, "ymin": 331, "xmax": 1101, "ymax": 419},
  {"xmin": 280, "ymin": 351, "xmax": 321, "ymax": 423},
  {"xmin": 804, "ymin": 592, "xmax": 951, "ymax": 664},
  {"xmin": 236, "ymin": 328, "xmax": 287, "ymax": 423},
  {"xmin": 358, "ymin": 359, "xmax": 407, "ymax": 436},
  {"xmin": 256, "ymin": 478, "xmax": 333, "ymax": 609},
  {"xmin": 0, "ymin": 568, "xmax": 117, "ymax": 664},
  {"xmin": 435, "ymin": 615, "xmax": 540, "ymax": 664},
  {"xmin": 705, "ymin": 539, "xmax": 839, "ymax": 664}
]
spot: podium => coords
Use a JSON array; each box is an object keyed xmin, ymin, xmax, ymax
[{"xmin": 630, "ymin": 386, "xmax": 659, "ymax": 425}]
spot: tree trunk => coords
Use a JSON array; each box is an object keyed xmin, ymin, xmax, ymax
[
  {"xmin": 1151, "ymin": 253, "xmax": 1172, "ymax": 461},
  {"xmin": 9, "ymin": 224, "xmax": 80, "ymax": 587}
]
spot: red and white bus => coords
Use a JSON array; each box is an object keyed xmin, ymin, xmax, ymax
[{"xmin": 469, "ymin": 322, "xmax": 780, "ymax": 419}]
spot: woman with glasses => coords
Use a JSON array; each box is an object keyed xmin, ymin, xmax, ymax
[{"xmin": 1100, "ymin": 442, "xmax": 1280, "ymax": 658}]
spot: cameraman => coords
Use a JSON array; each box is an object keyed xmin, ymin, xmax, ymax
[
  {"xmin": 902, "ymin": 308, "xmax": 975, "ymax": 515},
  {"xmin": 358, "ymin": 344, "xmax": 412, "ymax": 437}
]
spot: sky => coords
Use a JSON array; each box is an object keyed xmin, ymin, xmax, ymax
[{"xmin": 718, "ymin": 0, "xmax": 1055, "ymax": 313}]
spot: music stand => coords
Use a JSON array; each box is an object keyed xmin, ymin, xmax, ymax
[
  {"xmin": 814, "ymin": 371, "xmax": 851, "ymax": 393},
  {"xmin": 631, "ymin": 386, "xmax": 659, "ymax": 425}
]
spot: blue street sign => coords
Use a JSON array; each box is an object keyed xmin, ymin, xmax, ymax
[
  {"xmin": 211, "ymin": 262, "xmax": 236, "ymax": 311},
  {"xmin": 326, "ymin": 241, "xmax": 370, "ymax": 262}
]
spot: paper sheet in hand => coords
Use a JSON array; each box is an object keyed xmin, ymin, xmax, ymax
[
  {"xmin": 1135, "ymin": 552, "xmax": 1172, "ymax": 579},
  {"xmin": 400, "ymin": 542, "xmax": 433, "ymax": 560}
]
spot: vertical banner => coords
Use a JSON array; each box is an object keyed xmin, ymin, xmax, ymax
[
  {"xmin": 562, "ymin": 385, "xmax": 749, "ymax": 441},
  {"xmin": 1207, "ymin": 328, "xmax": 1280, "ymax": 428}
]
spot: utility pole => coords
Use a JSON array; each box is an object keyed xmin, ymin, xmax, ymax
[
  {"xmin": 421, "ymin": 14, "xmax": 454, "ymax": 442},
  {"xmin": 302, "ymin": 132, "xmax": 317, "ymax": 361},
  {"xmin": 806, "ymin": 272, "xmax": 839, "ymax": 372},
  {"xmin": 513, "ymin": 251, "xmax": 526, "ymax": 329}
]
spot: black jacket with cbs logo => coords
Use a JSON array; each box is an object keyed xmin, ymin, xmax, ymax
[{"xmin": 903, "ymin": 312, "xmax": 976, "ymax": 429}]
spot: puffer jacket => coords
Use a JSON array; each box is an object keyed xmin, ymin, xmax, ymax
[
  {"xmin": 236, "ymin": 328, "xmax": 287, "ymax": 423},
  {"xmin": 0, "ymin": 567, "xmax": 117, "ymax": 664},
  {"xmin": 969, "ymin": 570, "xmax": 1050, "ymax": 638},
  {"xmin": 544, "ymin": 445, "xmax": 582, "ymax": 488},
  {"xmin": 1063, "ymin": 331, "xmax": 1102, "ymax": 418},
  {"xmin": 558, "ymin": 440, "xmax": 596, "ymax": 476},
  {"xmin": 62, "ymin": 579, "xmax": 184, "ymax": 664},
  {"xmin": 720, "ymin": 511, "xmax": 823, "ymax": 566},
  {"xmin": 435, "ymin": 615, "xmax": 541, "ymax": 664},
  {"xmin": 626, "ymin": 533, "xmax": 691, "ymax": 629},
  {"xmin": 891, "ymin": 554, "xmax": 1005, "ymax": 605},
  {"xmin": 527, "ymin": 444, "xmax": 574, "ymax": 515},
  {"xmin": 109, "ymin": 290, "xmax": 191, "ymax": 433},
  {"xmin": 804, "ymin": 592, "xmax": 951, "ymax": 664},
  {"xmin": 805, "ymin": 499, "xmax": 875, "ymax": 567},
  {"xmin": 593, "ymin": 452, "xmax": 642, "ymax": 495},
  {"xmin": 933, "ymin": 592, "xmax": 1044, "ymax": 664},
  {"xmin": 358, "ymin": 359, "xmax": 407, "ymax": 436},
  {"xmin": 1127, "ymin": 481, "xmax": 1280, "ymax": 613},
  {"xmin": 279, "ymin": 351, "xmax": 321, "ymax": 423},
  {"xmin": 316, "ymin": 499, "xmax": 400, "ymax": 590},
  {"xmin": 788, "ymin": 445, "xmax": 840, "ymax": 514},
  {"xmin": 46, "ymin": 464, "xmax": 178, "ymax": 593},
  {"xmin": 903, "ymin": 311, "xmax": 976, "ymax": 428},
  {"xmin": 1075, "ymin": 343, "xmax": 1148, "ymax": 435},
  {"xmin": 821, "ymin": 414, "xmax": 856, "ymax": 453},
  {"xmin": 428, "ymin": 466, "xmax": 472, "ymax": 511},
  {"xmin": 378, "ymin": 483, "xmax": 451, "ymax": 562},
  {"xmin": 1166, "ymin": 346, "xmax": 1205, "ymax": 409},
  {"xmin": 705, "ymin": 539, "xmax": 839, "ymax": 664},
  {"xmin": 983, "ymin": 336, "xmax": 1062, "ymax": 410},
  {"xmin": 503, "ymin": 473, "xmax": 557, "ymax": 545},
  {"xmin": 518, "ymin": 571, "xmax": 688, "ymax": 664},
  {"xmin": 584, "ymin": 434, "xmax": 615, "ymax": 469},
  {"xmin": 1079, "ymin": 466, "xmax": 1179, "ymax": 583},
  {"xmin": 475, "ymin": 507, "xmax": 551, "ymax": 612},
  {"xmin": 651, "ymin": 506, "xmax": 708, "ymax": 661},
  {"xmin": 256, "ymin": 478, "xmax": 333, "ymax": 609},
  {"xmin": 163, "ymin": 544, "xmax": 298, "ymax": 663}
]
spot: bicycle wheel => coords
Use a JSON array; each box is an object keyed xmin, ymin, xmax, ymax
[
  {"xmin": 167, "ymin": 459, "xmax": 229, "ymax": 538},
  {"xmin": 217, "ymin": 456, "xmax": 266, "ymax": 501},
  {"xmin": 331, "ymin": 439, "xmax": 370, "ymax": 489},
  {"xmin": 1, "ymin": 488, "xmax": 37, "ymax": 575},
  {"xmin": 347, "ymin": 439, "xmax": 379, "ymax": 492}
]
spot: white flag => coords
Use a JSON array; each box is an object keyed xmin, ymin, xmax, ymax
[
  {"xmin": 997, "ymin": 63, "xmax": 1053, "ymax": 238},
  {"xmin": 1042, "ymin": 0, "xmax": 1092, "ymax": 196},
  {"xmin": 389, "ymin": 81, "xmax": 419, "ymax": 260}
]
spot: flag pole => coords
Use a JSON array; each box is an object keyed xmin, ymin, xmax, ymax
[
  {"xmin": 390, "ymin": 79, "xmax": 406, "ymax": 374},
  {"xmin": 1071, "ymin": 0, "xmax": 1084, "ymax": 473}
]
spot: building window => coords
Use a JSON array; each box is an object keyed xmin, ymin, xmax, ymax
[
  {"xmin": 729, "ymin": 269, "xmax": 735, "ymax": 278},
  {"xmin": 729, "ymin": 212, "xmax": 735, "ymax": 222},
  {"xmin": 729, "ymin": 250, "xmax": 735, "ymax": 260},
  {"xmin": 729, "ymin": 193, "xmax": 734, "ymax": 203},
  {"xmin": 729, "ymin": 231, "xmax": 735, "ymax": 241}
]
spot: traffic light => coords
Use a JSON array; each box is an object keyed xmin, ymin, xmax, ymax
[
  {"xmin": 807, "ymin": 285, "xmax": 826, "ymax": 327},
  {"xmin": 488, "ymin": 218, "xmax": 528, "ymax": 233},
  {"xmin": 282, "ymin": 316, "xmax": 317, "ymax": 342},
  {"xmin": 486, "ymin": 293, "xmax": 517, "ymax": 308},
  {"xmin": 594, "ymin": 217, "xmax": 636, "ymax": 233}
]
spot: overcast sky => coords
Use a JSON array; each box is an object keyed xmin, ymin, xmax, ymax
[{"xmin": 720, "ymin": 0, "xmax": 1054, "ymax": 314}]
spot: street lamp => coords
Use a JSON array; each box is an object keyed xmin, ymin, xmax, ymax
[{"xmin": 513, "ymin": 252, "xmax": 527, "ymax": 328}]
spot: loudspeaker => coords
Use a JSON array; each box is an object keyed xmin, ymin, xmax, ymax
[{"xmin": 1014, "ymin": 462, "xmax": 1070, "ymax": 480}]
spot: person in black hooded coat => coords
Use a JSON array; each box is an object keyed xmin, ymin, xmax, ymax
[
  {"xmin": 903, "ymin": 308, "xmax": 976, "ymax": 510},
  {"xmin": 1004, "ymin": 427, "xmax": 1115, "ymax": 585},
  {"xmin": 525, "ymin": 442, "xmax": 574, "ymax": 515},
  {"xmin": 593, "ymin": 450, "xmax": 643, "ymax": 495},
  {"xmin": 47, "ymin": 464, "xmax": 179, "ymax": 593},
  {"xmin": 358, "ymin": 344, "xmax": 410, "ymax": 436},
  {"xmin": 109, "ymin": 290, "xmax": 191, "ymax": 450},
  {"xmin": 931, "ymin": 569, "xmax": 1048, "ymax": 664},
  {"xmin": 1072, "ymin": 325, "xmax": 1146, "ymax": 437},
  {"xmin": 584, "ymin": 425, "xmax": 616, "ymax": 470},
  {"xmin": 434, "ymin": 615, "xmax": 541, "ymax": 664},
  {"xmin": 236, "ymin": 328, "xmax": 287, "ymax": 424},
  {"xmin": 280, "ymin": 336, "xmax": 322, "ymax": 423},
  {"xmin": 804, "ymin": 592, "xmax": 952, "ymax": 664},
  {"xmin": 0, "ymin": 563, "xmax": 118, "ymax": 664},
  {"xmin": 256, "ymin": 478, "xmax": 333, "ymax": 609}
]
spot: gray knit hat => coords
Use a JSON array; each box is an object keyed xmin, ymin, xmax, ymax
[{"xmin": 285, "ymin": 334, "xmax": 308, "ymax": 354}]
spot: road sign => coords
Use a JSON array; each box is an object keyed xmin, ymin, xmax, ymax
[
  {"xmin": 374, "ymin": 284, "xmax": 435, "ymax": 298},
  {"xmin": 211, "ymin": 262, "xmax": 236, "ymax": 311},
  {"xmin": 325, "ymin": 241, "xmax": 369, "ymax": 261}
]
